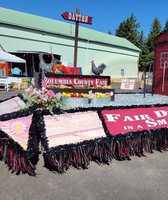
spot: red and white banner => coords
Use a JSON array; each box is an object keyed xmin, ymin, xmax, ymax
[{"xmin": 101, "ymin": 106, "xmax": 168, "ymax": 136}]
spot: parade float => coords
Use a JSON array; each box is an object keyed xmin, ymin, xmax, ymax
[
  {"xmin": 1, "ymin": 93, "xmax": 168, "ymax": 176},
  {"xmin": 1, "ymin": 53, "xmax": 168, "ymax": 176},
  {"xmin": 1, "ymin": 9, "xmax": 168, "ymax": 177},
  {"xmin": 1, "ymin": 52, "xmax": 168, "ymax": 176}
]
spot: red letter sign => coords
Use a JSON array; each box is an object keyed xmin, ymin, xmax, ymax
[{"xmin": 62, "ymin": 12, "xmax": 92, "ymax": 24}]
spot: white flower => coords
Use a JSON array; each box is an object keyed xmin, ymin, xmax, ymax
[
  {"xmin": 88, "ymin": 90, "xmax": 94, "ymax": 99},
  {"xmin": 110, "ymin": 91, "xmax": 114, "ymax": 96}
]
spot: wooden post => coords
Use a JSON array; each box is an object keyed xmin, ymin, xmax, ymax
[
  {"xmin": 61, "ymin": 9, "xmax": 92, "ymax": 75},
  {"xmin": 73, "ymin": 8, "xmax": 80, "ymax": 75}
]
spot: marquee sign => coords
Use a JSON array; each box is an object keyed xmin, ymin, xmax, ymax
[{"xmin": 101, "ymin": 106, "xmax": 168, "ymax": 136}]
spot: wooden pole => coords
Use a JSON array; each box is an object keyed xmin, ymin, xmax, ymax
[{"xmin": 73, "ymin": 8, "xmax": 80, "ymax": 75}]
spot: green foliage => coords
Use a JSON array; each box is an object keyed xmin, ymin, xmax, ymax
[
  {"xmin": 163, "ymin": 19, "xmax": 168, "ymax": 31},
  {"xmin": 146, "ymin": 17, "xmax": 162, "ymax": 52},
  {"xmin": 108, "ymin": 30, "xmax": 112, "ymax": 35},
  {"xmin": 115, "ymin": 14, "xmax": 165, "ymax": 70},
  {"xmin": 115, "ymin": 13, "xmax": 140, "ymax": 48},
  {"xmin": 143, "ymin": 17, "xmax": 162, "ymax": 68},
  {"xmin": 138, "ymin": 31, "xmax": 149, "ymax": 68}
]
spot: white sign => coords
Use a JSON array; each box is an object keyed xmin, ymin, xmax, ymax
[{"xmin": 120, "ymin": 79, "xmax": 135, "ymax": 90}]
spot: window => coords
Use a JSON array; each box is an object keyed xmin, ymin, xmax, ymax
[
  {"xmin": 0, "ymin": 68, "xmax": 6, "ymax": 77},
  {"xmin": 121, "ymin": 69, "xmax": 124, "ymax": 76},
  {"xmin": 160, "ymin": 52, "xmax": 168, "ymax": 68}
]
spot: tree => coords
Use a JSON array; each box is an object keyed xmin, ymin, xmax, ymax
[
  {"xmin": 108, "ymin": 30, "xmax": 112, "ymax": 35},
  {"xmin": 138, "ymin": 17, "xmax": 161, "ymax": 71},
  {"xmin": 146, "ymin": 17, "xmax": 162, "ymax": 63},
  {"xmin": 137, "ymin": 31, "xmax": 145, "ymax": 50},
  {"xmin": 115, "ymin": 13, "xmax": 140, "ymax": 48},
  {"xmin": 115, "ymin": 15, "xmax": 162, "ymax": 69},
  {"xmin": 115, "ymin": 13, "xmax": 148, "ymax": 68},
  {"xmin": 163, "ymin": 19, "xmax": 168, "ymax": 31},
  {"xmin": 115, "ymin": 20, "xmax": 126, "ymax": 37},
  {"xmin": 138, "ymin": 31, "xmax": 149, "ymax": 69}
]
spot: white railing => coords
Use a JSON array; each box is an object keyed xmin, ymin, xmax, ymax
[{"xmin": 0, "ymin": 77, "xmax": 22, "ymax": 91}]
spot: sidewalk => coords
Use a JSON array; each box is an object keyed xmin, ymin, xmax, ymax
[{"xmin": 0, "ymin": 88, "xmax": 25, "ymax": 101}]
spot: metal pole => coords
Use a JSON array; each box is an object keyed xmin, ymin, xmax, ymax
[{"xmin": 73, "ymin": 8, "xmax": 80, "ymax": 75}]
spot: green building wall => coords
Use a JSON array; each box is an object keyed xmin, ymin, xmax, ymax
[{"xmin": 0, "ymin": 7, "xmax": 140, "ymax": 78}]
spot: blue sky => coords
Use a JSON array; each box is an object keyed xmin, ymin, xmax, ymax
[{"xmin": 1, "ymin": 0, "xmax": 168, "ymax": 37}]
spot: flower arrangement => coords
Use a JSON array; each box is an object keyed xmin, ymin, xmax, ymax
[
  {"xmin": 23, "ymin": 86, "xmax": 67, "ymax": 111},
  {"xmin": 89, "ymin": 91, "xmax": 114, "ymax": 98},
  {"xmin": 61, "ymin": 91, "xmax": 113, "ymax": 106},
  {"xmin": 62, "ymin": 91, "xmax": 114, "ymax": 99},
  {"xmin": 62, "ymin": 92, "xmax": 88, "ymax": 98}
]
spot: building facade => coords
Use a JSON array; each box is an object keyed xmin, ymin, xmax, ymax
[
  {"xmin": 154, "ymin": 30, "xmax": 168, "ymax": 96},
  {"xmin": 0, "ymin": 7, "xmax": 140, "ymax": 78}
]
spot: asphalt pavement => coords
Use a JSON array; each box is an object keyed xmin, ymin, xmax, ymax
[
  {"xmin": 0, "ymin": 81, "xmax": 151, "ymax": 101},
  {"xmin": 1, "ymin": 83, "xmax": 168, "ymax": 200}
]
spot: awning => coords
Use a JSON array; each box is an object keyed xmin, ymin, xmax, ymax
[{"xmin": 0, "ymin": 50, "xmax": 26, "ymax": 63}]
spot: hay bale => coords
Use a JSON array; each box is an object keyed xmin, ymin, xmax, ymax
[{"xmin": 21, "ymin": 82, "xmax": 28, "ymax": 89}]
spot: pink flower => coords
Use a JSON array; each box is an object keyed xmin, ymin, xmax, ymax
[
  {"xmin": 10, "ymin": 120, "xmax": 27, "ymax": 135},
  {"xmin": 46, "ymin": 90, "xmax": 55, "ymax": 98}
]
